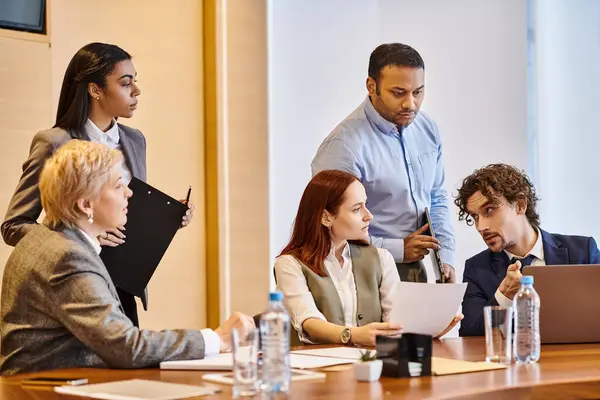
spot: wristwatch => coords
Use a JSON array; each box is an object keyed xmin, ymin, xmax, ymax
[{"xmin": 341, "ymin": 328, "xmax": 352, "ymax": 345}]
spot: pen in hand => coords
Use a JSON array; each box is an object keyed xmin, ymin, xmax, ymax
[
  {"xmin": 180, "ymin": 185, "xmax": 194, "ymax": 229},
  {"xmin": 185, "ymin": 185, "xmax": 192, "ymax": 207}
]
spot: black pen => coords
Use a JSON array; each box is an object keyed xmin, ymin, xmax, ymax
[{"xmin": 185, "ymin": 185, "xmax": 192, "ymax": 206}]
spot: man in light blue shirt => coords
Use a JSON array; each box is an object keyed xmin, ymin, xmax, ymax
[{"xmin": 311, "ymin": 43, "xmax": 455, "ymax": 282}]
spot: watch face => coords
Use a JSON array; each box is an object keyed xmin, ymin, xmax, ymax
[{"xmin": 341, "ymin": 329, "xmax": 351, "ymax": 344}]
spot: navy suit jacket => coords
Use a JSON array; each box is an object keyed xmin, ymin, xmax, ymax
[{"xmin": 460, "ymin": 230, "xmax": 600, "ymax": 336}]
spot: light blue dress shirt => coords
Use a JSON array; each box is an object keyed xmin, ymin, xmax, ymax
[{"xmin": 311, "ymin": 96, "xmax": 455, "ymax": 266}]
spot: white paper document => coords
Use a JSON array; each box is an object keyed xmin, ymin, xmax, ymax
[
  {"xmin": 160, "ymin": 352, "xmax": 233, "ymax": 371},
  {"xmin": 54, "ymin": 379, "xmax": 218, "ymax": 400},
  {"xmin": 289, "ymin": 354, "xmax": 355, "ymax": 368},
  {"xmin": 291, "ymin": 347, "xmax": 369, "ymax": 360},
  {"xmin": 203, "ymin": 369, "xmax": 326, "ymax": 385},
  {"xmin": 390, "ymin": 282, "xmax": 467, "ymax": 337},
  {"xmin": 160, "ymin": 353, "xmax": 354, "ymax": 371}
]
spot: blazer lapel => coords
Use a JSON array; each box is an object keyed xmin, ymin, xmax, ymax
[
  {"xmin": 541, "ymin": 229, "xmax": 569, "ymax": 265},
  {"xmin": 491, "ymin": 251, "xmax": 510, "ymax": 284},
  {"xmin": 60, "ymin": 227, "xmax": 122, "ymax": 300},
  {"xmin": 118, "ymin": 126, "xmax": 141, "ymax": 179}
]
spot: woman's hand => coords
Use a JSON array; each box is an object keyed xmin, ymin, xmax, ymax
[
  {"xmin": 350, "ymin": 322, "xmax": 403, "ymax": 346},
  {"xmin": 98, "ymin": 226, "xmax": 126, "ymax": 247},
  {"xmin": 179, "ymin": 200, "xmax": 195, "ymax": 228},
  {"xmin": 434, "ymin": 313, "xmax": 464, "ymax": 339}
]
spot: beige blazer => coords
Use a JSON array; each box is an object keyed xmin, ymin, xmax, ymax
[
  {"xmin": 1, "ymin": 124, "xmax": 149, "ymax": 313},
  {"xmin": 0, "ymin": 224, "xmax": 205, "ymax": 376}
]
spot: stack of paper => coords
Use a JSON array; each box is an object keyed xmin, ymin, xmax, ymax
[
  {"xmin": 291, "ymin": 347, "xmax": 368, "ymax": 360},
  {"xmin": 160, "ymin": 353, "xmax": 354, "ymax": 371}
]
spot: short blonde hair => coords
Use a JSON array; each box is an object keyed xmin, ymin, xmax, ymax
[{"xmin": 40, "ymin": 140, "xmax": 124, "ymax": 229}]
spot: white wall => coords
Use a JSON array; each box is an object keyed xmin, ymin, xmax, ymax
[
  {"xmin": 268, "ymin": 0, "xmax": 381, "ymax": 271},
  {"xmin": 534, "ymin": 0, "xmax": 600, "ymax": 240},
  {"xmin": 268, "ymin": 0, "xmax": 529, "ymax": 281}
]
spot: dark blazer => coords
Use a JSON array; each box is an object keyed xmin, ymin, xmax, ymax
[
  {"xmin": 460, "ymin": 230, "xmax": 600, "ymax": 337},
  {"xmin": 1, "ymin": 124, "xmax": 148, "ymax": 322},
  {"xmin": 0, "ymin": 224, "xmax": 205, "ymax": 376}
]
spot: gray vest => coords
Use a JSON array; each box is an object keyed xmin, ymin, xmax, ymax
[{"xmin": 299, "ymin": 243, "xmax": 383, "ymax": 327}]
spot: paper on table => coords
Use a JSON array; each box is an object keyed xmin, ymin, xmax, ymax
[
  {"xmin": 432, "ymin": 357, "xmax": 507, "ymax": 375},
  {"xmin": 160, "ymin": 353, "xmax": 354, "ymax": 371},
  {"xmin": 203, "ymin": 369, "xmax": 326, "ymax": 385},
  {"xmin": 160, "ymin": 353, "xmax": 233, "ymax": 371},
  {"xmin": 291, "ymin": 347, "xmax": 370, "ymax": 360},
  {"xmin": 54, "ymin": 379, "xmax": 218, "ymax": 400},
  {"xmin": 290, "ymin": 354, "xmax": 355, "ymax": 369},
  {"xmin": 390, "ymin": 282, "xmax": 467, "ymax": 337}
]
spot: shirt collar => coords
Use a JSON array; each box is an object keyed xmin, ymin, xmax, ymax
[
  {"xmin": 77, "ymin": 228, "xmax": 102, "ymax": 255},
  {"xmin": 362, "ymin": 96, "xmax": 399, "ymax": 136},
  {"xmin": 84, "ymin": 118, "xmax": 120, "ymax": 146},
  {"xmin": 327, "ymin": 241, "xmax": 351, "ymax": 260},
  {"xmin": 505, "ymin": 228, "xmax": 545, "ymax": 262}
]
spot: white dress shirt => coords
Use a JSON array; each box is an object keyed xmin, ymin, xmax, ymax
[
  {"xmin": 495, "ymin": 229, "xmax": 545, "ymax": 308},
  {"xmin": 83, "ymin": 119, "xmax": 132, "ymax": 185},
  {"xmin": 78, "ymin": 228, "xmax": 220, "ymax": 355},
  {"xmin": 275, "ymin": 243, "xmax": 400, "ymax": 343},
  {"xmin": 78, "ymin": 228, "xmax": 103, "ymax": 254}
]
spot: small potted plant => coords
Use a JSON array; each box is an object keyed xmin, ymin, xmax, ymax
[{"xmin": 353, "ymin": 350, "xmax": 383, "ymax": 382}]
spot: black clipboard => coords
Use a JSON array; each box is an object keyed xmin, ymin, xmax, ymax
[
  {"xmin": 420, "ymin": 207, "xmax": 445, "ymax": 284},
  {"xmin": 100, "ymin": 177, "xmax": 187, "ymax": 297}
]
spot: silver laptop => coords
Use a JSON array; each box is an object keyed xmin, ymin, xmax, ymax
[{"xmin": 523, "ymin": 265, "xmax": 600, "ymax": 344}]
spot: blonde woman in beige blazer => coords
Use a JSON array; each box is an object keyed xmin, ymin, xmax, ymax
[{"xmin": 0, "ymin": 140, "xmax": 253, "ymax": 376}]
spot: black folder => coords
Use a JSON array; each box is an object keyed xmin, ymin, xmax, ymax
[{"xmin": 100, "ymin": 177, "xmax": 187, "ymax": 297}]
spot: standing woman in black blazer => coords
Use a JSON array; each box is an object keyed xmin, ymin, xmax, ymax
[{"xmin": 1, "ymin": 42, "xmax": 194, "ymax": 326}]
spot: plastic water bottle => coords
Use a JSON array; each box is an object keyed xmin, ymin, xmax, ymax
[
  {"xmin": 513, "ymin": 275, "xmax": 541, "ymax": 363},
  {"xmin": 259, "ymin": 292, "xmax": 291, "ymax": 394}
]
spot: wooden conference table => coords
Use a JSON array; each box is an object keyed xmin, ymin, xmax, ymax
[{"xmin": 2, "ymin": 337, "xmax": 600, "ymax": 399}]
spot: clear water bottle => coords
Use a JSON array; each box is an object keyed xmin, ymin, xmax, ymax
[
  {"xmin": 259, "ymin": 291, "xmax": 291, "ymax": 394},
  {"xmin": 513, "ymin": 275, "xmax": 541, "ymax": 364}
]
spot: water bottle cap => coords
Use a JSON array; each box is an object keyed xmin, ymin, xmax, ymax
[
  {"xmin": 269, "ymin": 291, "xmax": 283, "ymax": 302},
  {"xmin": 520, "ymin": 276, "xmax": 534, "ymax": 285}
]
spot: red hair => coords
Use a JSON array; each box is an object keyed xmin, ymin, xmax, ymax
[{"xmin": 280, "ymin": 170, "xmax": 367, "ymax": 277}]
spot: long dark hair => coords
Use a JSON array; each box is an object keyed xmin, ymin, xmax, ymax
[
  {"xmin": 280, "ymin": 170, "xmax": 368, "ymax": 277},
  {"xmin": 54, "ymin": 42, "xmax": 132, "ymax": 134}
]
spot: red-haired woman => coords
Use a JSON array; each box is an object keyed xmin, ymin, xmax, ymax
[{"xmin": 274, "ymin": 170, "xmax": 402, "ymax": 346}]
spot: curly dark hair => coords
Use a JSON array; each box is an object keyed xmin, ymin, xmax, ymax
[{"xmin": 454, "ymin": 164, "xmax": 540, "ymax": 228}]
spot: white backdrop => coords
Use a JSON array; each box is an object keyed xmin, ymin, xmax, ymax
[
  {"xmin": 268, "ymin": 0, "xmax": 529, "ymax": 284},
  {"xmin": 533, "ymin": 0, "xmax": 600, "ymax": 241}
]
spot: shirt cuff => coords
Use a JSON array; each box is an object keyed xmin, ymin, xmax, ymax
[
  {"xmin": 201, "ymin": 329, "xmax": 221, "ymax": 356},
  {"xmin": 293, "ymin": 314, "xmax": 326, "ymax": 344},
  {"xmin": 379, "ymin": 237, "xmax": 405, "ymax": 263},
  {"xmin": 440, "ymin": 248, "xmax": 455, "ymax": 268},
  {"xmin": 494, "ymin": 289, "xmax": 514, "ymax": 308}
]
